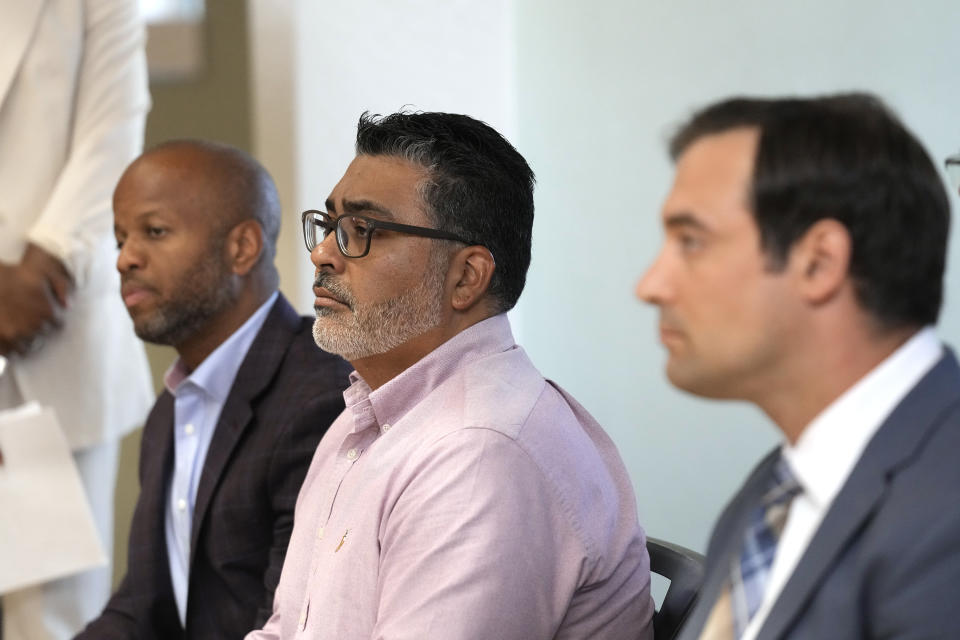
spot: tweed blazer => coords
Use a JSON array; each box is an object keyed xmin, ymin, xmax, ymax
[
  {"xmin": 76, "ymin": 294, "xmax": 352, "ymax": 639},
  {"xmin": 677, "ymin": 348, "xmax": 960, "ymax": 640}
]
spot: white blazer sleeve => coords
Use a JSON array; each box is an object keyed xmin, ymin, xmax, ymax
[{"xmin": 26, "ymin": 0, "xmax": 150, "ymax": 286}]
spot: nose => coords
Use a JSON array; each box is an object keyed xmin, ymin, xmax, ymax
[
  {"xmin": 116, "ymin": 238, "xmax": 142, "ymax": 274},
  {"xmin": 310, "ymin": 230, "xmax": 346, "ymax": 275},
  {"xmin": 635, "ymin": 251, "xmax": 671, "ymax": 306}
]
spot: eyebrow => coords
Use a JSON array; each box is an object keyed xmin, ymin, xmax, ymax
[
  {"xmin": 663, "ymin": 211, "xmax": 711, "ymax": 233},
  {"xmin": 114, "ymin": 209, "xmax": 163, "ymax": 230},
  {"xmin": 324, "ymin": 198, "xmax": 397, "ymax": 221}
]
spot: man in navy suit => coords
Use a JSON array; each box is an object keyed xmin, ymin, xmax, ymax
[
  {"xmin": 636, "ymin": 94, "xmax": 960, "ymax": 639},
  {"xmin": 76, "ymin": 140, "xmax": 351, "ymax": 639}
]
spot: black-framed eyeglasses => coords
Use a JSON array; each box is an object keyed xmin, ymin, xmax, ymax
[{"xmin": 301, "ymin": 209, "xmax": 475, "ymax": 258}]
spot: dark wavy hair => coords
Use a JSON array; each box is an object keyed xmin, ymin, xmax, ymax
[
  {"xmin": 355, "ymin": 111, "xmax": 535, "ymax": 313},
  {"xmin": 671, "ymin": 93, "xmax": 950, "ymax": 329}
]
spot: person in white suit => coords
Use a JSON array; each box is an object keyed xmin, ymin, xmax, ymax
[{"xmin": 0, "ymin": 1, "xmax": 154, "ymax": 638}]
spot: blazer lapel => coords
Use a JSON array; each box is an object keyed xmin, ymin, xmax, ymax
[
  {"xmin": 142, "ymin": 393, "xmax": 184, "ymax": 625},
  {"xmin": 0, "ymin": 0, "xmax": 46, "ymax": 112},
  {"xmin": 677, "ymin": 452, "xmax": 780, "ymax": 640},
  {"xmin": 758, "ymin": 350, "xmax": 960, "ymax": 640},
  {"xmin": 140, "ymin": 392, "xmax": 176, "ymax": 555},
  {"xmin": 188, "ymin": 296, "xmax": 301, "ymax": 555}
]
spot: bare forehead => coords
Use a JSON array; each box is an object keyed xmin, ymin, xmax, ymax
[
  {"xmin": 329, "ymin": 155, "xmax": 428, "ymax": 204},
  {"xmin": 115, "ymin": 149, "xmax": 227, "ymax": 223}
]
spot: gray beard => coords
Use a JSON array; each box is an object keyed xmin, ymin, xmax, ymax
[{"xmin": 312, "ymin": 250, "xmax": 447, "ymax": 361}]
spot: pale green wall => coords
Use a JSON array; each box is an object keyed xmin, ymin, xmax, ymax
[{"xmin": 512, "ymin": 0, "xmax": 960, "ymax": 554}]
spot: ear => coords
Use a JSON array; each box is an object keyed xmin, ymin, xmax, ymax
[
  {"xmin": 226, "ymin": 220, "xmax": 265, "ymax": 276},
  {"xmin": 447, "ymin": 245, "xmax": 496, "ymax": 312},
  {"xmin": 790, "ymin": 218, "xmax": 851, "ymax": 305}
]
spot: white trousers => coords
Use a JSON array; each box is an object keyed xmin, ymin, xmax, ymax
[{"xmin": 0, "ymin": 372, "xmax": 118, "ymax": 640}]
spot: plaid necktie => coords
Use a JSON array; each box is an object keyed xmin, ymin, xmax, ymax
[{"xmin": 699, "ymin": 456, "xmax": 802, "ymax": 640}]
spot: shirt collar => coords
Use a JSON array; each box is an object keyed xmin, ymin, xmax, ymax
[
  {"xmin": 341, "ymin": 314, "xmax": 517, "ymax": 434},
  {"xmin": 163, "ymin": 291, "xmax": 279, "ymax": 401},
  {"xmin": 782, "ymin": 326, "xmax": 942, "ymax": 509}
]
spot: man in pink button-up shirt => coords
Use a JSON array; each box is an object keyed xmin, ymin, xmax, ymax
[{"xmin": 248, "ymin": 112, "xmax": 654, "ymax": 640}]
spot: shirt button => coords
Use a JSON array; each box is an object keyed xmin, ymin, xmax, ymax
[
  {"xmin": 298, "ymin": 601, "xmax": 309, "ymax": 631},
  {"xmin": 317, "ymin": 527, "xmax": 324, "ymax": 540},
  {"xmin": 346, "ymin": 448, "xmax": 359, "ymax": 460},
  {"xmin": 177, "ymin": 498, "xmax": 187, "ymax": 512},
  {"xmin": 381, "ymin": 423, "xmax": 391, "ymax": 432},
  {"xmin": 184, "ymin": 423, "xmax": 195, "ymax": 435}
]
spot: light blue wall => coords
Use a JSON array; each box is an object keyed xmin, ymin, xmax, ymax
[{"xmin": 512, "ymin": 0, "xmax": 960, "ymax": 552}]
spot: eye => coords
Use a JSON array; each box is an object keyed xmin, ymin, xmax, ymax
[
  {"xmin": 677, "ymin": 232, "xmax": 703, "ymax": 253},
  {"xmin": 345, "ymin": 217, "xmax": 372, "ymax": 238},
  {"xmin": 146, "ymin": 226, "xmax": 168, "ymax": 239},
  {"xmin": 313, "ymin": 215, "xmax": 335, "ymax": 237}
]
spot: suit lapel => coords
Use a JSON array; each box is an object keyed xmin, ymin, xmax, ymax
[
  {"xmin": 0, "ymin": 0, "xmax": 46, "ymax": 112},
  {"xmin": 188, "ymin": 296, "xmax": 301, "ymax": 556},
  {"xmin": 138, "ymin": 392, "xmax": 185, "ymax": 628},
  {"xmin": 677, "ymin": 452, "xmax": 779, "ymax": 640},
  {"xmin": 756, "ymin": 463, "xmax": 886, "ymax": 640},
  {"xmin": 141, "ymin": 392, "xmax": 176, "ymax": 560},
  {"xmin": 758, "ymin": 350, "xmax": 960, "ymax": 640}
]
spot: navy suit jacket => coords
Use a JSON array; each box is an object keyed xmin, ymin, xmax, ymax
[
  {"xmin": 76, "ymin": 294, "xmax": 352, "ymax": 639},
  {"xmin": 678, "ymin": 348, "xmax": 960, "ymax": 640}
]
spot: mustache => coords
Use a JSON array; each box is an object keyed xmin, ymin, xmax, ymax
[
  {"xmin": 313, "ymin": 273, "xmax": 355, "ymax": 309},
  {"xmin": 120, "ymin": 275, "xmax": 157, "ymax": 293}
]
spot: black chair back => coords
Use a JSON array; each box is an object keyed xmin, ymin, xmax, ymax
[{"xmin": 647, "ymin": 537, "xmax": 705, "ymax": 640}]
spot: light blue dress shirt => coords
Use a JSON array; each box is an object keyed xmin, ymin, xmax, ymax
[{"xmin": 163, "ymin": 292, "xmax": 278, "ymax": 625}]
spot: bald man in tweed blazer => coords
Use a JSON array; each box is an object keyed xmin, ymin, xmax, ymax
[{"xmin": 76, "ymin": 141, "xmax": 351, "ymax": 639}]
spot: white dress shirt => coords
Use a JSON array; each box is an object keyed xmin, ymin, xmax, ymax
[{"xmin": 741, "ymin": 327, "xmax": 942, "ymax": 640}]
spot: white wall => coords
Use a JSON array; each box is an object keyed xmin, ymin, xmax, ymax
[
  {"xmin": 513, "ymin": 0, "xmax": 960, "ymax": 553},
  {"xmin": 249, "ymin": 0, "xmax": 515, "ymax": 312}
]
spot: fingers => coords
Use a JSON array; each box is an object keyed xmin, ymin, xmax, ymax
[
  {"xmin": 49, "ymin": 275, "xmax": 72, "ymax": 308},
  {"xmin": 40, "ymin": 283, "xmax": 66, "ymax": 331},
  {"xmin": 0, "ymin": 258, "xmax": 67, "ymax": 355},
  {"xmin": 43, "ymin": 258, "xmax": 73, "ymax": 309},
  {"xmin": 22, "ymin": 243, "xmax": 74, "ymax": 308}
]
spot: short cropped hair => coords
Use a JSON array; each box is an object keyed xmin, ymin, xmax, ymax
[
  {"xmin": 355, "ymin": 112, "xmax": 535, "ymax": 313},
  {"xmin": 671, "ymin": 93, "xmax": 950, "ymax": 329}
]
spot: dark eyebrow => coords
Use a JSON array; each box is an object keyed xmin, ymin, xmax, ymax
[
  {"xmin": 116, "ymin": 209, "xmax": 164, "ymax": 228},
  {"xmin": 324, "ymin": 198, "xmax": 397, "ymax": 221},
  {"xmin": 343, "ymin": 199, "xmax": 397, "ymax": 221},
  {"xmin": 664, "ymin": 212, "xmax": 711, "ymax": 233}
]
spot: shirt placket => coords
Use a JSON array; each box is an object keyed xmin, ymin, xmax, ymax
[
  {"xmin": 296, "ymin": 427, "xmax": 378, "ymax": 634},
  {"xmin": 172, "ymin": 389, "xmax": 203, "ymax": 565}
]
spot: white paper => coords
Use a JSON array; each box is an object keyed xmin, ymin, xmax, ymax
[{"xmin": 0, "ymin": 403, "xmax": 107, "ymax": 594}]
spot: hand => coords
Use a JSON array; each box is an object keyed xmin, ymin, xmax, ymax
[{"xmin": 0, "ymin": 244, "xmax": 74, "ymax": 356}]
